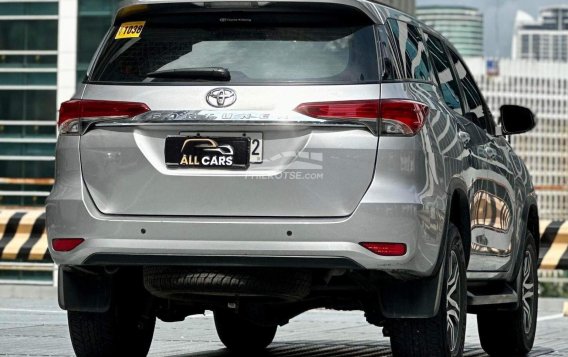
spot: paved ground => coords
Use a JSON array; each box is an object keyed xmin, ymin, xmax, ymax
[{"xmin": 0, "ymin": 286, "xmax": 566, "ymax": 356}]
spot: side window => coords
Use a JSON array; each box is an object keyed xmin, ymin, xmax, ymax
[
  {"xmin": 424, "ymin": 33, "xmax": 463, "ymax": 115},
  {"xmin": 386, "ymin": 19, "xmax": 431, "ymax": 81},
  {"xmin": 377, "ymin": 25, "xmax": 401, "ymax": 81},
  {"xmin": 449, "ymin": 50, "xmax": 491, "ymax": 131}
]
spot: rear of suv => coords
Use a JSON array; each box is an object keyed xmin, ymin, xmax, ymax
[{"xmin": 47, "ymin": 1, "xmax": 540, "ymax": 356}]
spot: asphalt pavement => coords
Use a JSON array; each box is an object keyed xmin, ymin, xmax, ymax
[{"xmin": 0, "ymin": 286, "xmax": 566, "ymax": 357}]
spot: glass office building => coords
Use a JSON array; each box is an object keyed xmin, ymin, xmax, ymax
[
  {"xmin": 513, "ymin": 6, "xmax": 568, "ymax": 62},
  {"xmin": 77, "ymin": 0, "xmax": 121, "ymax": 83},
  {"xmin": 416, "ymin": 6, "xmax": 484, "ymax": 57},
  {"xmin": 0, "ymin": 1, "xmax": 59, "ymax": 206},
  {"xmin": 380, "ymin": 0, "xmax": 415, "ymax": 15},
  {"xmin": 0, "ymin": 0, "xmax": 119, "ymax": 206}
]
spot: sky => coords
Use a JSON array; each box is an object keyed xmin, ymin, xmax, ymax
[{"xmin": 416, "ymin": 0, "xmax": 567, "ymax": 58}]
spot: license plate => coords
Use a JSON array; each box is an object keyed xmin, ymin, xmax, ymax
[
  {"xmin": 179, "ymin": 132, "xmax": 263, "ymax": 163},
  {"xmin": 165, "ymin": 136, "xmax": 250, "ymax": 169}
]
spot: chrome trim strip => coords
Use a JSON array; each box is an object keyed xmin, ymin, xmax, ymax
[
  {"xmin": 89, "ymin": 120, "xmax": 377, "ymax": 135},
  {"xmin": 82, "ymin": 111, "xmax": 378, "ymax": 135},
  {"xmin": 93, "ymin": 120, "xmax": 372, "ymax": 129}
]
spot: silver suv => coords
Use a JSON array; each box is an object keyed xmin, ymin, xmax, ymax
[{"xmin": 47, "ymin": 1, "xmax": 540, "ymax": 356}]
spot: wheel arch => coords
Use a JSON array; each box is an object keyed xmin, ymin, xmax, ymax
[
  {"xmin": 511, "ymin": 196, "xmax": 540, "ymax": 281},
  {"xmin": 526, "ymin": 203, "xmax": 540, "ymax": 257},
  {"xmin": 447, "ymin": 181, "xmax": 471, "ymax": 267}
]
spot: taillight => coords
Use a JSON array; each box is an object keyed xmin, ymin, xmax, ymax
[
  {"xmin": 58, "ymin": 100, "xmax": 150, "ymax": 134},
  {"xmin": 360, "ymin": 242, "xmax": 407, "ymax": 256},
  {"xmin": 380, "ymin": 99, "xmax": 429, "ymax": 136},
  {"xmin": 294, "ymin": 99, "xmax": 429, "ymax": 136},
  {"xmin": 52, "ymin": 238, "xmax": 85, "ymax": 252},
  {"xmin": 294, "ymin": 100, "xmax": 380, "ymax": 121}
]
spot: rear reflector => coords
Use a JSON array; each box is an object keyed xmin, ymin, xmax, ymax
[
  {"xmin": 58, "ymin": 100, "xmax": 150, "ymax": 134},
  {"xmin": 294, "ymin": 100, "xmax": 380, "ymax": 121},
  {"xmin": 52, "ymin": 238, "xmax": 85, "ymax": 252},
  {"xmin": 360, "ymin": 242, "xmax": 407, "ymax": 256}
]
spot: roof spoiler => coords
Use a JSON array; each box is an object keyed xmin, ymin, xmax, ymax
[{"xmin": 113, "ymin": 0, "xmax": 386, "ymax": 25}]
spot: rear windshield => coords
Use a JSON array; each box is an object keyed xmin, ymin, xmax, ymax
[{"xmin": 89, "ymin": 13, "xmax": 379, "ymax": 85}]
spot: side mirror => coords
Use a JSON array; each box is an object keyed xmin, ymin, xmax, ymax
[{"xmin": 499, "ymin": 105, "xmax": 535, "ymax": 135}]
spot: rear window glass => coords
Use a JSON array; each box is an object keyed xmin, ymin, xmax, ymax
[{"xmin": 89, "ymin": 14, "xmax": 379, "ymax": 85}]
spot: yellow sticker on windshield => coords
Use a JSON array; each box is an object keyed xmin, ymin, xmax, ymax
[{"xmin": 115, "ymin": 21, "xmax": 146, "ymax": 39}]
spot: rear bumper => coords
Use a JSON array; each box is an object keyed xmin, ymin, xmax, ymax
[
  {"xmin": 46, "ymin": 136, "xmax": 448, "ymax": 277},
  {"xmin": 47, "ymin": 196, "xmax": 439, "ymax": 275}
]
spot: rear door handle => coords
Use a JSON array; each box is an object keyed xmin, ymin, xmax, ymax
[
  {"xmin": 458, "ymin": 131, "xmax": 470, "ymax": 146},
  {"xmin": 484, "ymin": 146, "xmax": 498, "ymax": 160}
]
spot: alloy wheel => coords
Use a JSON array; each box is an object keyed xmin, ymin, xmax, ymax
[
  {"xmin": 446, "ymin": 250, "xmax": 462, "ymax": 353},
  {"xmin": 522, "ymin": 250, "xmax": 535, "ymax": 334}
]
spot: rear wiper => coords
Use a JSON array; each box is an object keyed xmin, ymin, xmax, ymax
[{"xmin": 146, "ymin": 67, "xmax": 231, "ymax": 81}]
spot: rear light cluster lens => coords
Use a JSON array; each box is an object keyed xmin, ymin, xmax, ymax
[
  {"xmin": 294, "ymin": 99, "xmax": 429, "ymax": 136},
  {"xmin": 52, "ymin": 238, "xmax": 85, "ymax": 252},
  {"xmin": 294, "ymin": 100, "xmax": 380, "ymax": 121},
  {"xmin": 380, "ymin": 100, "xmax": 429, "ymax": 136},
  {"xmin": 58, "ymin": 100, "xmax": 150, "ymax": 135},
  {"xmin": 360, "ymin": 242, "xmax": 407, "ymax": 256}
]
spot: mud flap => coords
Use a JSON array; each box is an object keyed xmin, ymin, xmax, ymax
[
  {"xmin": 58, "ymin": 266, "xmax": 112, "ymax": 312},
  {"xmin": 378, "ymin": 265, "xmax": 445, "ymax": 319}
]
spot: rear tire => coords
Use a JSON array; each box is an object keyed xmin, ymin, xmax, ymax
[
  {"xmin": 389, "ymin": 223, "xmax": 467, "ymax": 357},
  {"xmin": 214, "ymin": 310, "xmax": 277, "ymax": 353},
  {"xmin": 68, "ymin": 273, "xmax": 156, "ymax": 357},
  {"xmin": 68, "ymin": 308, "xmax": 155, "ymax": 357},
  {"xmin": 477, "ymin": 232, "xmax": 538, "ymax": 356}
]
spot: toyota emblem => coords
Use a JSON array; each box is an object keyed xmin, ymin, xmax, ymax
[{"xmin": 206, "ymin": 88, "xmax": 237, "ymax": 108}]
